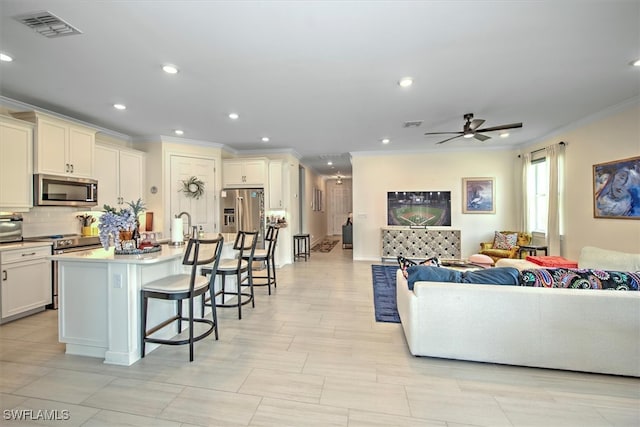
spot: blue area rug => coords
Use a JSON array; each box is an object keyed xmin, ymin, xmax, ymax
[{"xmin": 371, "ymin": 265, "xmax": 401, "ymax": 323}]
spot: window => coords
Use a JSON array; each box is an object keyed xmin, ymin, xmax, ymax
[{"xmin": 529, "ymin": 157, "xmax": 548, "ymax": 233}]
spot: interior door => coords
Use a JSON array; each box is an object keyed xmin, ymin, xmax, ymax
[
  {"xmin": 170, "ymin": 155, "xmax": 216, "ymax": 234},
  {"xmin": 329, "ymin": 185, "xmax": 352, "ymax": 235}
]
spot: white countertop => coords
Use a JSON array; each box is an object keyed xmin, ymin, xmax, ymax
[
  {"xmin": 0, "ymin": 241, "xmax": 52, "ymax": 252},
  {"xmin": 51, "ymin": 244, "xmax": 185, "ymax": 264},
  {"xmin": 51, "ymin": 233, "xmax": 236, "ymax": 264}
]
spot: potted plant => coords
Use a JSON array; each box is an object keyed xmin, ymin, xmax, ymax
[{"xmin": 98, "ymin": 198, "xmax": 146, "ymax": 250}]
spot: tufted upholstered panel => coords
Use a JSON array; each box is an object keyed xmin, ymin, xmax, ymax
[{"xmin": 381, "ymin": 227, "xmax": 461, "ymax": 261}]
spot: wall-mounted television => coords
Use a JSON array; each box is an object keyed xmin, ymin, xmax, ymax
[{"xmin": 387, "ymin": 191, "xmax": 451, "ymax": 226}]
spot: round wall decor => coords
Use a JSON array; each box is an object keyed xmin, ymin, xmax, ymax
[{"xmin": 180, "ymin": 176, "xmax": 205, "ymax": 199}]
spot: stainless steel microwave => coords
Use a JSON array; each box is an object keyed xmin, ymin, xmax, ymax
[{"xmin": 34, "ymin": 174, "xmax": 98, "ymax": 207}]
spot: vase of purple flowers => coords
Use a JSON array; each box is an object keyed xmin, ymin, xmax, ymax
[{"xmin": 98, "ymin": 198, "xmax": 145, "ymax": 250}]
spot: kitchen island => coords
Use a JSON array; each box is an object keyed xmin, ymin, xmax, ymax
[{"xmin": 54, "ymin": 236, "xmax": 237, "ymax": 365}]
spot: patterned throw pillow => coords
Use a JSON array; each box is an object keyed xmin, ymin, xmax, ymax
[
  {"xmin": 519, "ymin": 268, "xmax": 640, "ymax": 291},
  {"xmin": 493, "ymin": 231, "xmax": 517, "ymax": 250}
]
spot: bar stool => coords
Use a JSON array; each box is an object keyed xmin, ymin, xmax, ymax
[
  {"xmin": 293, "ymin": 233, "xmax": 310, "ymax": 261},
  {"xmin": 201, "ymin": 230, "xmax": 257, "ymax": 320},
  {"xmin": 244, "ymin": 225, "xmax": 279, "ymax": 294},
  {"xmin": 141, "ymin": 235, "xmax": 224, "ymax": 362}
]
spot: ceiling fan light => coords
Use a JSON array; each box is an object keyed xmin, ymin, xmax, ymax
[
  {"xmin": 162, "ymin": 64, "xmax": 179, "ymax": 74},
  {"xmin": 398, "ymin": 77, "xmax": 413, "ymax": 88},
  {"xmin": 0, "ymin": 53, "xmax": 13, "ymax": 62},
  {"xmin": 381, "ymin": 138, "xmax": 390, "ymax": 144},
  {"xmin": 463, "ymin": 133, "xmax": 474, "ymax": 139},
  {"xmin": 500, "ymin": 132, "xmax": 509, "ymax": 138},
  {"xmin": 113, "ymin": 103, "xmax": 126, "ymax": 110},
  {"xmin": 633, "ymin": 59, "xmax": 640, "ymax": 67}
]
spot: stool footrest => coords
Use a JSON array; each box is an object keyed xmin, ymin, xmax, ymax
[{"xmin": 144, "ymin": 318, "xmax": 215, "ymax": 346}]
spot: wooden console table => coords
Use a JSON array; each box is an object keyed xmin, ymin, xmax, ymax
[{"xmin": 381, "ymin": 227, "xmax": 461, "ymax": 262}]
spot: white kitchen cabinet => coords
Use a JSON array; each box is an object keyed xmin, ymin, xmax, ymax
[
  {"xmin": 13, "ymin": 111, "xmax": 96, "ymax": 178},
  {"xmin": 268, "ymin": 160, "xmax": 285, "ymax": 209},
  {"xmin": 0, "ymin": 245, "xmax": 51, "ymax": 323},
  {"xmin": 0, "ymin": 116, "xmax": 33, "ymax": 210},
  {"xmin": 94, "ymin": 144, "xmax": 145, "ymax": 208},
  {"xmin": 222, "ymin": 158, "xmax": 266, "ymax": 187}
]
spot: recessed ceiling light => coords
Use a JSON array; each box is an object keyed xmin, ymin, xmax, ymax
[
  {"xmin": 398, "ymin": 77, "xmax": 413, "ymax": 88},
  {"xmin": 261, "ymin": 137, "xmax": 270, "ymax": 142},
  {"xmin": 174, "ymin": 129, "xmax": 184, "ymax": 135},
  {"xmin": 500, "ymin": 132, "xmax": 509, "ymax": 138},
  {"xmin": 327, "ymin": 161, "xmax": 333, "ymax": 166},
  {"xmin": 228, "ymin": 113, "xmax": 239, "ymax": 120},
  {"xmin": 633, "ymin": 59, "xmax": 640, "ymax": 67},
  {"xmin": 162, "ymin": 64, "xmax": 179, "ymax": 74},
  {"xmin": 0, "ymin": 53, "xmax": 13, "ymax": 62},
  {"xmin": 382, "ymin": 138, "xmax": 390, "ymax": 144},
  {"xmin": 113, "ymin": 103, "xmax": 126, "ymax": 110}
]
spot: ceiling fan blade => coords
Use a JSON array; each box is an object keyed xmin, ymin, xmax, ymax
[
  {"xmin": 474, "ymin": 133, "xmax": 490, "ymax": 142},
  {"xmin": 424, "ymin": 131, "xmax": 463, "ymax": 136},
  {"xmin": 435, "ymin": 135, "xmax": 463, "ymax": 145},
  {"xmin": 469, "ymin": 119, "xmax": 485, "ymax": 130},
  {"xmin": 476, "ymin": 122, "xmax": 523, "ymax": 133}
]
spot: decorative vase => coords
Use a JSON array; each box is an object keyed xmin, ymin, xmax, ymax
[{"xmin": 118, "ymin": 230, "xmax": 135, "ymax": 250}]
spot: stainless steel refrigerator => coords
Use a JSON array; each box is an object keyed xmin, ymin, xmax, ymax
[{"xmin": 220, "ymin": 188, "xmax": 265, "ymax": 248}]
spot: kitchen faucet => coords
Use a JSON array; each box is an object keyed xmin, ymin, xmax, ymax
[{"xmin": 175, "ymin": 212, "xmax": 192, "ymax": 239}]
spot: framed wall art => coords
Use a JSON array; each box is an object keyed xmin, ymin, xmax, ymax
[
  {"xmin": 593, "ymin": 155, "xmax": 640, "ymax": 219},
  {"xmin": 462, "ymin": 177, "xmax": 495, "ymax": 214}
]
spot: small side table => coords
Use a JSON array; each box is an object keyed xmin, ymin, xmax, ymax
[
  {"xmin": 293, "ymin": 233, "xmax": 310, "ymax": 261},
  {"xmin": 518, "ymin": 245, "xmax": 548, "ymax": 258}
]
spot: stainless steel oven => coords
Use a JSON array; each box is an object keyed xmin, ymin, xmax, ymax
[{"xmin": 24, "ymin": 235, "xmax": 101, "ymax": 309}]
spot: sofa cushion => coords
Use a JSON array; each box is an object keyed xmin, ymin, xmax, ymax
[
  {"xmin": 469, "ymin": 253, "xmax": 494, "ymax": 265},
  {"xmin": 519, "ymin": 268, "xmax": 640, "ymax": 291},
  {"xmin": 493, "ymin": 231, "xmax": 517, "ymax": 250},
  {"xmin": 579, "ymin": 246, "xmax": 640, "ymax": 271}
]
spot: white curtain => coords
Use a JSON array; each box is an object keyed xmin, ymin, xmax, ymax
[
  {"xmin": 546, "ymin": 144, "xmax": 565, "ymax": 255},
  {"xmin": 518, "ymin": 152, "xmax": 531, "ymax": 233}
]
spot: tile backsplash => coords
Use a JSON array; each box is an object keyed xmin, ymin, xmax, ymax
[{"xmin": 22, "ymin": 207, "xmax": 101, "ymax": 237}]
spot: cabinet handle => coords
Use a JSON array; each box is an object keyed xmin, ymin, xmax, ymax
[
  {"xmin": 21, "ymin": 252, "xmax": 37, "ymax": 257},
  {"xmin": 2, "ymin": 270, "xmax": 6, "ymax": 281},
  {"xmin": 66, "ymin": 163, "xmax": 70, "ymax": 173},
  {"xmin": 70, "ymin": 164, "xmax": 74, "ymax": 173}
]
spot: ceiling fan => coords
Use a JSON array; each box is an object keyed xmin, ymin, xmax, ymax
[{"xmin": 424, "ymin": 113, "xmax": 523, "ymax": 145}]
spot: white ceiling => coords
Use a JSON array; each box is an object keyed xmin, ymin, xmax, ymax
[{"xmin": 1, "ymin": 1, "xmax": 638, "ymax": 177}]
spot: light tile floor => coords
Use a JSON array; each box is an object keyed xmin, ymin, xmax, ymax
[{"xmin": 1, "ymin": 243, "xmax": 639, "ymax": 426}]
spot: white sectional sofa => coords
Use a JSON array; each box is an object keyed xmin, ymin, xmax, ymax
[{"xmin": 396, "ymin": 247, "xmax": 640, "ymax": 377}]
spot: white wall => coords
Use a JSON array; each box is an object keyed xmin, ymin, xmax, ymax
[
  {"xmin": 352, "ymin": 100, "xmax": 640, "ymax": 262},
  {"xmin": 352, "ymin": 149, "xmax": 518, "ymax": 261},
  {"xmin": 521, "ymin": 102, "xmax": 640, "ymax": 260},
  {"xmin": 302, "ymin": 167, "xmax": 327, "ymax": 245}
]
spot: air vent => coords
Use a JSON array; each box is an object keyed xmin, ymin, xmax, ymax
[
  {"xmin": 403, "ymin": 120, "xmax": 423, "ymax": 128},
  {"xmin": 14, "ymin": 11, "xmax": 82, "ymax": 38}
]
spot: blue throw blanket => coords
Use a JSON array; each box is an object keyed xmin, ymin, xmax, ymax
[{"xmin": 406, "ymin": 266, "xmax": 520, "ymax": 290}]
